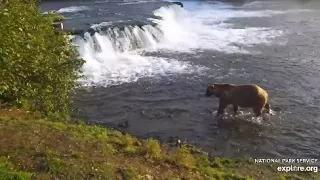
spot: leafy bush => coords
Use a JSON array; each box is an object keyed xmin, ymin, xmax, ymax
[
  {"xmin": 43, "ymin": 11, "xmax": 65, "ymax": 23},
  {"xmin": 0, "ymin": 0, "xmax": 85, "ymax": 120}
]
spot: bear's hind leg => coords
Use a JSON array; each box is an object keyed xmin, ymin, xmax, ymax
[
  {"xmin": 264, "ymin": 103, "xmax": 270, "ymax": 113},
  {"xmin": 253, "ymin": 106, "xmax": 263, "ymax": 117}
]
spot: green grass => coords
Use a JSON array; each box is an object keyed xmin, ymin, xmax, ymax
[
  {"xmin": 141, "ymin": 138, "xmax": 162, "ymax": 160},
  {"xmin": 0, "ymin": 109, "xmax": 319, "ymax": 180},
  {"xmin": 122, "ymin": 146, "xmax": 137, "ymax": 156},
  {"xmin": 0, "ymin": 157, "xmax": 32, "ymax": 180},
  {"xmin": 117, "ymin": 168, "xmax": 141, "ymax": 180},
  {"xmin": 171, "ymin": 145, "xmax": 196, "ymax": 169}
]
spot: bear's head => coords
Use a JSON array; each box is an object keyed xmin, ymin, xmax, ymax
[{"xmin": 205, "ymin": 83, "xmax": 232, "ymax": 98}]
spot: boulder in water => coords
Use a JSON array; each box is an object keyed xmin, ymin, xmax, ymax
[
  {"xmin": 52, "ymin": 22, "xmax": 64, "ymax": 31},
  {"xmin": 172, "ymin": 1, "xmax": 183, "ymax": 8}
]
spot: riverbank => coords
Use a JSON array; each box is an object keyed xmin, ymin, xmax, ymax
[{"xmin": 0, "ymin": 109, "xmax": 318, "ymax": 180}]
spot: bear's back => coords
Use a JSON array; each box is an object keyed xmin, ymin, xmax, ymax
[{"xmin": 228, "ymin": 84, "xmax": 268, "ymax": 107}]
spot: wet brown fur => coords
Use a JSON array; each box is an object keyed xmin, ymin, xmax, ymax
[{"xmin": 205, "ymin": 83, "xmax": 270, "ymax": 117}]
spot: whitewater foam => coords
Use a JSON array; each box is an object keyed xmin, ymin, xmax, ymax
[
  {"xmin": 74, "ymin": 33, "xmax": 207, "ymax": 87},
  {"xmin": 147, "ymin": 3, "xmax": 288, "ymax": 53},
  {"xmin": 74, "ymin": 2, "xmax": 309, "ymax": 86},
  {"xmin": 57, "ymin": 6, "xmax": 89, "ymax": 13}
]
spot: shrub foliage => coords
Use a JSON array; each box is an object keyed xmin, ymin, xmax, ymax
[{"xmin": 0, "ymin": 0, "xmax": 85, "ymax": 119}]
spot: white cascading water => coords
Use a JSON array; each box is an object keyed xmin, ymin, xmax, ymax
[
  {"xmin": 74, "ymin": 4, "xmax": 208, "ymax": 87},
  {"xmin": 73, "ymin": 2, "xmax": 309, "ymax": 87},
  {"xmin": 73, "ymin": 24, "xmax": 204, "ymax": 86}
]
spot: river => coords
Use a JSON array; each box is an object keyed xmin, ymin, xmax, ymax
[{"xmin": 41, "ymin": 0, "xmax": 320, "ymax": 159}]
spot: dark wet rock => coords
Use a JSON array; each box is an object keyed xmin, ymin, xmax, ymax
[
  {"xmin": 171, "ymin": 2, "xmax": 183, "ymax": 8},
  {"xmin": 35, "ymin": 157, "xmax": 47, "ymax": 172},
  {"xmin": 215, "ymin": 0, "xmax": 249, "ymax": 6},
  {"xmin": 66, "ymin": 20, "xmax": 159, "ymax": 38},
  {"xmin": 117, "ymin": 120, "xmax": 129, "ymax": 128}
]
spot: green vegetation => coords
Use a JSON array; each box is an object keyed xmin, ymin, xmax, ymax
[
  {"xmin": 0, "ymin": 111, "xmax": 319, "ymax": 180},
  {"xmin": 0, "ymin": 0, "xmax": 84, "ymax": 120},
  {"xmin": 141, "ymin": 139, "xmax": 162, "ymax": 160},
  {"xmin": 0, "ymin": 157, "xmax": 32, "ymax": 180},
  {"xmin": 171, "ymin": 146, "xmax": 196, "ymax": 169},
  {"xmin": 0, "ymin": 0, "xmax": 319, "ymax": 180},
  {"xmin": 42, "ymin": 11, "xmax": 65, "ymax": 23}
]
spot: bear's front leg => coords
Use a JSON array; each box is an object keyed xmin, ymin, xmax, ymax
[
  {"xmin": 217, "ymin": 100, "xmax": 227, "ymax": 116},
  {"xmin": 233, "ymin": 104, "xmax": 238, "ymax": 115}
]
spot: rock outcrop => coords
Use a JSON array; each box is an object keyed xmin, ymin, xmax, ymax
[{"xmin": 172, "ymin": 1, "xmax": 183, "ymax": 8}]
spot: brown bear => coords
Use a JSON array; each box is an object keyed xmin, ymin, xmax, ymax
[{"xmin": 205, "ymin": 83, "xmax": 270, "ymax": 117}]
